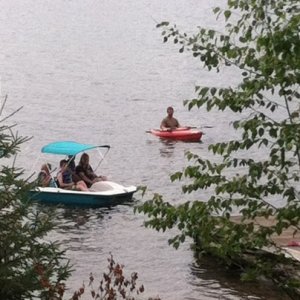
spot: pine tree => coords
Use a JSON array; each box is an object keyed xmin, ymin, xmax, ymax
[{"xmin": 0, "ymin": 96, "xmax": 71, "ymax": 300}]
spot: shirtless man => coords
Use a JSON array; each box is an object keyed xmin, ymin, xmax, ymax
[{"xmin": 160, "ymin": 106, "xmax": 180, "ymax": 131}]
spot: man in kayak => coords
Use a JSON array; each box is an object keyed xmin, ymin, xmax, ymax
[{"xmin": 160, "ymin": 106, "xmax": 180, "ymax": 131}]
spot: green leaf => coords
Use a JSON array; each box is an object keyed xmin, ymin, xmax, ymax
[
  {"xmin": 224, "ymin": 10, "xmax": 231, "ymax": 21},
  {"xmin": 213, "ymin": 7, "xmax": 221, "ymax": 14}
]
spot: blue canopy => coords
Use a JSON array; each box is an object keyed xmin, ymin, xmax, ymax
[{"xmin": 41, "ymin": 141, "xmax": 110, "ymax": 156}]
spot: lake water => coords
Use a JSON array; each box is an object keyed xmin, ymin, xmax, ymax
[{"xmin": 0, "ymin": 1, "xmax": 289, "ymax": 299}]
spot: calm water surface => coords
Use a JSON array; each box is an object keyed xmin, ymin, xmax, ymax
[{"xmin": 0, "ymin": 1, "xmax": 289, "ymax": 299}]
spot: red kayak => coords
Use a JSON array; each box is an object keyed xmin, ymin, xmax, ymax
[{"xmin": 149, "ymin": 127, "xmax": 203, "ymax": 142}]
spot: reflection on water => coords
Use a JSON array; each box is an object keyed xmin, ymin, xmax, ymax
[
  {"xmin": 159, "ymin": 139, "xmax": 177, "ymax": 157},
  {"xmin": 48, "ymin": 205, "xmax": 132, "ymax": 253},
  {"xmin": 158, "ymin": 138, "xmax": 203, "ymax": 158},
  {"xmin": 187, "ymin": 257, "xmax": 291, "ymax": 300},
  {"xmin": 187, "ymin": 257, "xmax": 289, "ymax": 300},
  {"xmin": 53, "ymin": 204, "xmax": 136, "ymax": 231}
]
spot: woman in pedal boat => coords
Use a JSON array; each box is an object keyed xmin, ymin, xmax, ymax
[
  {"xmin": 57, "ymin": 159, "xmax": 88, "ymax": 191},
  {"xmin": 75, "ymin": 153, "xmax": 107, "ymax": 188},
  {"xmin": 37, "ymin": 163, "xmax": 56, "ymax": 187}
]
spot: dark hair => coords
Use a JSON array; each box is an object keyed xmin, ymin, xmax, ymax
[
  {"xmin": 79, "ymin": 153, "xmax": 89, "ymax": 166},
  {"xmin": 59, "ymin": 159, "xmax": 68, "ymax": 167},
  {"xmin": 68, "ymin": 155, "xmax": 75, "ymax": 161}
]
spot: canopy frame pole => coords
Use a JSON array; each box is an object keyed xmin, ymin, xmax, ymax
[{"xmin": 94, "ymin": 146, "xmax": 110, "ymax": 172}]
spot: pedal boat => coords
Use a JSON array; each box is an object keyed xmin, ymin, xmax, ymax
[{"xmin": 29, "ymin": 141, "xmax": 137, "ymax": 208}]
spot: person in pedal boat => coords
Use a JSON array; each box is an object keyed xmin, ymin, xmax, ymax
[
  {"xmin": 75, "ymin": 153, "xmax": 107, "ymax": 188},
  {"xmin": 66, "ymin": 155, "xmax": 82, "ymax": 183},
  {"xmin": 37, "ymin": 163, "xmax": 56, "ymax": 187},
  {"xmin": 160, "ymin": 106, "xmax": 180, "ymax": 131},
  {"xmin": 57, "ymin": 159, "xmax": 89, "ymax": 191}
]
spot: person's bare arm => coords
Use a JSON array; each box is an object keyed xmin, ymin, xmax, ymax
[
  {"xmin": 78, "ymin": 171, "xmax": 94, "ymax": 186},
  {"xmin": 42, "ymin": 175, "xmax": 51, "ymax": 187}
]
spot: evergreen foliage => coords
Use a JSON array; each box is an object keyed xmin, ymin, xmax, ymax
[
  {"xmin": 136, "ymin": 1, "xmax": 300, "ymax": 297},
  {"xmin": 0, "ymin": 96, "xmax": 71, "ymax": 300}
]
